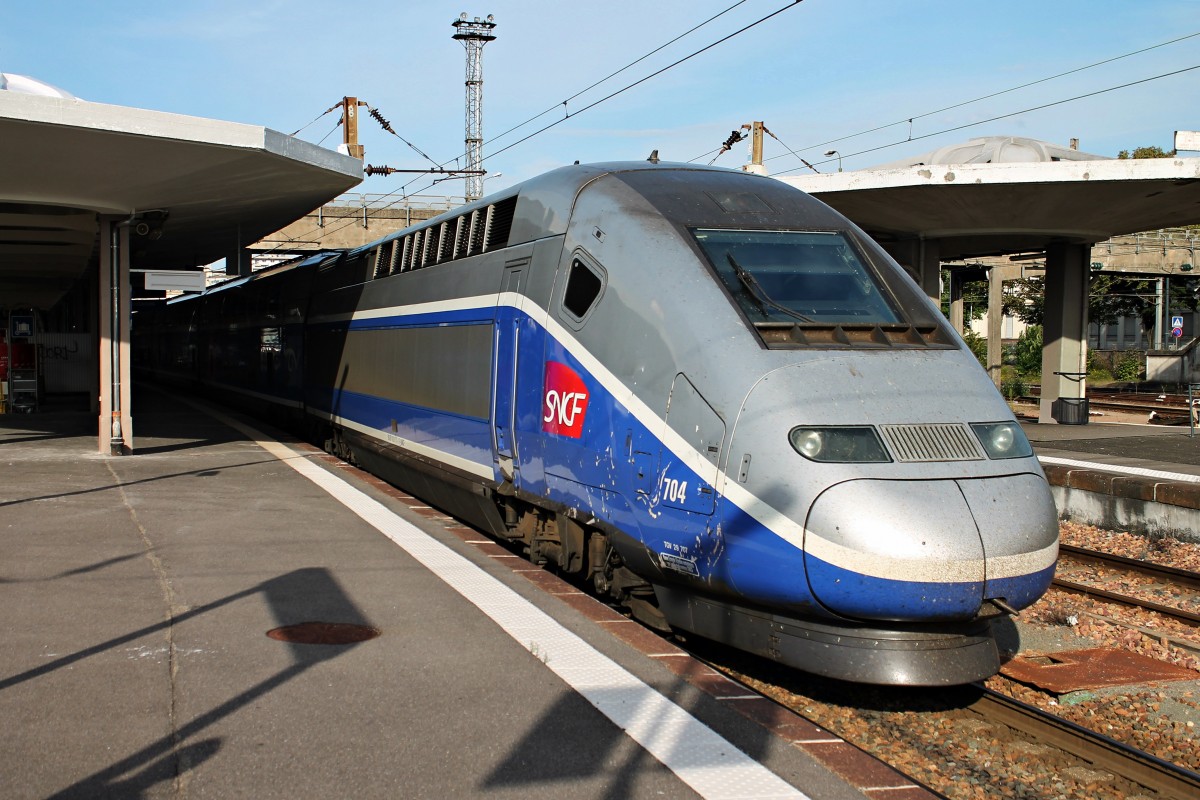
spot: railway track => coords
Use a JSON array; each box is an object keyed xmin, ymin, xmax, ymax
[
  {"xmin": 1054, "ymin": 544, "xmax": 1200, "ymax": 633},
  {"xmin": 692, "ymin": 637, "xmax": 1200, "ymax": 800},
  {"xmin": 969, "ymin": 687, "xmax": 1200, "ymax": 800},
  {"xmin": 665, "ymin": 541, "xmax": 1200, "ymax": 798},
  {"xmin": 1015, "ymin": 389, "xmax": 1198, "ymax": 423}
]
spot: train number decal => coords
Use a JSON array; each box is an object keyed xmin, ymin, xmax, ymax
[
  {"xmin": 542, "ymin": 361, "xmax": 590, "ymax": 438},
  {"xmin": 663, "ymin": 478, "xmax": 688, "ymax": 503}
]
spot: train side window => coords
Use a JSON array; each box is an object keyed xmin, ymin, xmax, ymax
[{"xmin": 562, "ymin": 257, "xmax": 605, "ymax": 322}]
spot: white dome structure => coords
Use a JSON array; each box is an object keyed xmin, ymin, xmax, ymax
[
  {"xmin": 870, "ymin": 135, "xmax": 1107, "ymax": 169},
  {"xmin": 0, "ymin": 72, "xmax": 77, "ymax": 99}
]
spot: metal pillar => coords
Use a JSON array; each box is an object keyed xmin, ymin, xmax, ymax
[
  {"xmin": 98, "ymin": 218, "xmax": 133, "ymax": 453},
  {"xmin": 742, "ymin": 121, "xmax": 767, "ymax": 175},
  {"xmin": 1153, "ymin": 276, "xmax": 1164, "ymax": 350},
  {"xmin": 452, "ymin": 13, "xmax": 497, "ymax": 202},
  {"xmin": 1039, "ymin": 243, "xmax": 1090, "ymax": 424}
]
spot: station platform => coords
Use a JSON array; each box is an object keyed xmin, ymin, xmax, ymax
[
  {"xmin": 0, "ymin": 388, "xmax": 926, "ymax": 800},
  {"xmin": 1024, "ymin": 419, "xmax": 1200, "ymax": 478},
  {"xmin": 1022, "ymin": 419, "xmax": 1200, "ymax": 540}
]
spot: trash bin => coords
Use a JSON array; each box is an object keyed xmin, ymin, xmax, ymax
[{"xmin": 1051, "ymin": 397, "xmax": 1089, "ymax": 425}]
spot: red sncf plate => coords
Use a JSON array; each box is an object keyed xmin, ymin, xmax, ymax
[{"xmin": 542, "ymin": 361, "xmax": 590, "ymax": 438}]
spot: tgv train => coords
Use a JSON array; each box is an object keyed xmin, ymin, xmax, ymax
[{"xmin": 135, "ymin": 161, "xmax": 1058, "ymax": 685}]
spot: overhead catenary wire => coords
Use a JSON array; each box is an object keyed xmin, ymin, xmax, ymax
[
  {"xmin": 765, "ymin": 29, "xmax": 1200, "ymax": 171},
  {"xmin": 481, "ymin": 1, "xmax": 805, "ymax": 164},
  {"xmin": 263, "ymin": 0, "xmax": 806, "ymax": 256},
  {"xmin": 769, "ymin": 63, "xmax": 1200, "ymax": 177},
  {"xmin": 481, "ymin": 0, "xmax": 751, "ymax": 152},
  {"xmin": 290, "ymin": 104, "xmax": 339, "ymax": 137},
  {"xmin": 761, "ymin": 125, "xmax": 820, "ymax": 173},
  {"xmin": 365, "ymin": 105, "xmax": 441, "ymax": 170},
  {"xmin": 286, "ymin": 10, "xmax": 1200, "ymax": 251}
]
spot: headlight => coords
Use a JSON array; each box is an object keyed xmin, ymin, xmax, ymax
[
  {"xmin": 788, "ymin": 426, "xmax": 891, "ymax": 463},
  {"xmin": 970, "ymin": 421, "xmax": 1033, "ymax": 459}
]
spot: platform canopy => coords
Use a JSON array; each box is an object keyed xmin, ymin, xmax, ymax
[
  {"xmin": 781, "ymin": 136, "xmax": 1200, "ymax": 260},
  {"xmin": 0, "ymin": 81, "xmax": 362, "ymax": 309}
]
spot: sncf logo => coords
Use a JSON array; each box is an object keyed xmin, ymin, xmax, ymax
[{"xmin": 542, "ymin": 361, "xmax": 589, "ymax": 438}]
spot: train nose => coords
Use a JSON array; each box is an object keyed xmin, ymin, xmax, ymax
[{"xmin": 802, "ymin": 476, "xmax": 1057, "ymax": 622}]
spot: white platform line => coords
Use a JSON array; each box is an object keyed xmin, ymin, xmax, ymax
[
  {"xmin": 210, "ymin": 410, "xmax": 811, "ymax": 800},
  {"xmin": 1039, "ymin": 455, "xmax": 1200, "ymax": 484}
]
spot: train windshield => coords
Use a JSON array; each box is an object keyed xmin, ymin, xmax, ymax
[{"xmin": 692, "ymin": 229, "xmax": 904, "ymax": 325}]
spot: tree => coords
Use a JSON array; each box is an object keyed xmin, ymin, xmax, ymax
[
  {"xmin": 1089, "ymin": 275, "xmax": 1200, "ymax": 338},
  {"xmin": 1012, "ymin": 325, "xmax": 1043, "ymax": 375},
  {"xmin": 1117, "ymin": 145, "xmax": 1176, "ymax": 159},
  {"xmin": 939, "ymin": 270, "xmax": 989, "ymax": 323},
  {"xmin": 1003, "ymin": 277, "xmax": 1045, "ymax": 326},
  {"xmin": 1089, "ymin": 274, "xmax": 1158, "ymax": 333}
]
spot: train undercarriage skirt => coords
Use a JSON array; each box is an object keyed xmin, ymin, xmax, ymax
[{"xmin": 654, "ymin": 584, "xmax": 1001, "ymax": 686}]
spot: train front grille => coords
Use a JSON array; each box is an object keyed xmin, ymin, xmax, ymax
[{"xmin": 879, "ymin": 423, "xmax": 985, "ymax": 462}]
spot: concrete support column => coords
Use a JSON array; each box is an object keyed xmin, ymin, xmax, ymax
[
  {"xmin": 885, "ymin": 238, "xmax": 941, "ymax": 306},
  {"xmin": 226, "ymin": 223, "xmax": 251, "ymax": 277},
  {"xmin": 917, "ymin": 238, "xmax": 941, "ymax": 307},
  {"xmin": 949, "ymin": 270, "xmax": 965, "ymax": 334},
  {"xmin": 225, "ymin": 247, "xmax": 251, "ymax": 277},
  {"xmin": 98, "ymin": 218, "xmax": 133, "ymax": 453},
  {"xmin": 1039, "ymin": 243, "xmax": 1090, "ymax": 424},
  {"xmin": 986, "ymin": 267, "xmax": 1005, "ymax": 388}
]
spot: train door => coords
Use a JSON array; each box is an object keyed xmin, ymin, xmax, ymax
[{"xmin": 493, "ymin": 260, "xmax": 527, "ymax": 485}]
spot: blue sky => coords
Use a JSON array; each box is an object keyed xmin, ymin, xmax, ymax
[{"xmin": 3, "ymin": 1, "xmax": 1197, "ymax": 200}]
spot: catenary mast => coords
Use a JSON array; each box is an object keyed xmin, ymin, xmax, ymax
[{"xmin": 451, "ymin": 13, "xmax": 497, "ymax": 202}]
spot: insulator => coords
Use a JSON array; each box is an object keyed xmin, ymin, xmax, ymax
[
  {"xmin": 364, "ymin": 164, "xmax": 397, "ymax": 177},
  {"xmin": 369, "ymin": 107, "xmax": 397, "ymax": 135}
]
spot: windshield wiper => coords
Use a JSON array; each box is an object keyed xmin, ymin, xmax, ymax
[{"xmin": 726, "ymin": 253, "xmax": 813, "ymax": 323}]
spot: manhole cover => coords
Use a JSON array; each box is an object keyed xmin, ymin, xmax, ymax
[
  {"xmin": 1000, "ymin": 647, "xmax": 1197, "ymax": 694},
  {"xmin": 266, "ymin": 622, "xmax": 381, "ymax": 645}
]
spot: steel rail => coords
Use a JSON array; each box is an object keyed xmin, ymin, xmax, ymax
[
  {"xmin": 970, "ymin": 688, "xmax": 1200, "ymax": 800},
  {"xmin": 1060, "ymin": 544, "xmax": 1200, "ymax": 591},
  {"xmin": 1055, "ymin": 546, "xmax": 1200, "ymax": 627}
]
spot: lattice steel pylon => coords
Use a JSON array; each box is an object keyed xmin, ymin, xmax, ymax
[{"xmin": 452, "ymin": 13, "xmax": 497, "ymax": 202}]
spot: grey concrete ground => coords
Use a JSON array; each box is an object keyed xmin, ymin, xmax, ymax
[
  {"xmin": 0, "ymin": 393, "xmax": 866, "ymax": 800},
  {"xmin": 1024, "ymin": 418, "xmax": 1200, "ymax": 476}
]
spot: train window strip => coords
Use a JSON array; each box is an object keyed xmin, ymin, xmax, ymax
[
  {"xmin": 388, "ymin": 239, "xmax": 401, "ymax": 275},
  {"xmin": 401, "ymin": 234, "xmax": 412, "ymax": 271},
  {"xmin": 372, "ymin": 241, "xmax": 393, "ymax": 279},
  {"xmin": 486, "ymin": 196, "xmax": 517, "ymax": 251},
  {"xmin": 466, "ymin": 209, "xmax": 483, "ymax": 256},
  {"xmin": 366, "ymin": 194, "xmax": 520, "ymax": 280},
  {"xmin": 422, "ymin": 227, "xmax": 437, "ymax": 267},
  {"xmin": 439, "ymin": 220, "xmax": 455, "ymax": 263},
  {"xmin": 480, "ymin": 206, "xmax": 494, "ymax": 254},
  {"xmin": 452, "ymin": 216, "xmax": 467, "ymax": 260}
]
